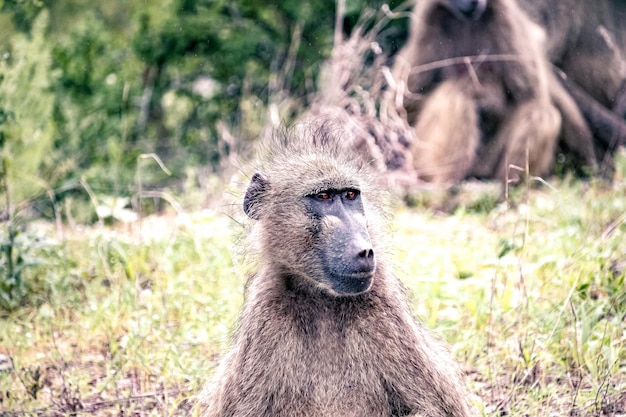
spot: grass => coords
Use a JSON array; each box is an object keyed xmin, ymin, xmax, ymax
[
  {"xmin": 1, "ymin": 159, "xmax": 625, "ymax": 416},
  {"xmin": 397, "ymin": 178, "xmax": 626, "ymax": 416}
]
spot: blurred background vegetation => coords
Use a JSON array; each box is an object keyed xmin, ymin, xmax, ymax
[{"xmin": 0, "ymin": 0, "xmax": 406, "ymax": 218}]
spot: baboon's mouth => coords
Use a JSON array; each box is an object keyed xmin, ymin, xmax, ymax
[
  {"xmin": 330, "ymin": 272, "xmax": 374, "ymax": 295},
  {"xmin": 349, "ymin": 271, "xmax": 375, "ymax": 279}
]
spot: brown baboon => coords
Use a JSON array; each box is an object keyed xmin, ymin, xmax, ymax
[
  {"xmin": 197, "ymin": 125, "xmax": 477, "ymax": 417},
  {"xmin": 392, "ymin": 0, "xmax": 598, "ymax": 183},
  {"xmin": 518, "ymin": 0, "xmax": 626, "ymax": 115},
  {"xmin": 518, "ymin": 0, "xmax": 626, "ymax": 171}
]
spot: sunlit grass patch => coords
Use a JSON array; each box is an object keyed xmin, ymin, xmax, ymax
[{"xmin": 0, "ymin": 210, "xmax": 244, "ymax": 415}]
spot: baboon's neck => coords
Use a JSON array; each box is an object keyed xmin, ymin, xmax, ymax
[
  {"xmin": 247, "ymin": 265, "xmax": 399, "ymax": 319},
  {"xmin": 277, "ymin": 269, "xmax": 393, "ymax": 314}
]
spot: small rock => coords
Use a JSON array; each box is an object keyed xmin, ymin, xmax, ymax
[{"xmin": 0, "ymin": 353, "xmax": 13, "ymax": 372}]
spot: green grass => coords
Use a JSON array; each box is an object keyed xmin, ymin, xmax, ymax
[
  {"xmin": 396, "ymin": 178, "xmax": 626, "ymax": 416},
  {"xmin": 1, "ymin": 167, "xmax": 625, "ymax": 416}
]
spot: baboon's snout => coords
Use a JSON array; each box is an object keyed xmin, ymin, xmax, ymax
[
  {"xmin": 320, "ymin": 207, "xmax": 376, "ymax": 294},
  {"xmin": 323, "ymin": 231, "xmax": 375, "ymax": 295},
  {"xmin": 350, "ymin": 233, "xmax": 376, "ymax": 275}
]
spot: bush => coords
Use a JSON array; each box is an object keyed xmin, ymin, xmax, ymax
[{"xmin": 0, "ymin": 12, "xmax": 56, "ymax": 204}]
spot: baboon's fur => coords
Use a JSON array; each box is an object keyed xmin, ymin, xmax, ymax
[
  {"xmin": 197, "ymin": 125, "xmax": 476, "ymax": 417},
  {"xmin": 519, "ymin": 0, "xmax": 626, "ymax": 114},
  {"xmin": 392, "ymin": 0, "xmax": 598, "ymax": 183},
  {"xmin": 519, "ymin": 0, "xmax": 626, "ymax": 172}
]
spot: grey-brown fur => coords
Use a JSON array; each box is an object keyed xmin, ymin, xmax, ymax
[
  {"xmin": 518, "ymin": 0, "xmax": 626, "ymax": 114},
  {"xmin": 196, "ymin": 125, "xmax": 476, "ymax": 417},
  {"xmin": 392, "ymin": 0, "xmax": 598, "ymax": 183},
  {"xmin": 519, "ymin": 0, "xmax": 626, "ymax": 172}
]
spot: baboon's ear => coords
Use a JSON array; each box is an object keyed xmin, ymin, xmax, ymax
[{"xmin": 243, "ymin": 173, "xmax": 269, "ymax": 220}]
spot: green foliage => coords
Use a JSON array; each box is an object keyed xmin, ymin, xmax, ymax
[
  {"xmin": 0, "ymin": 11, "xmax": 56, "ymax": 203},
  {"xmin": 0, "ymin": 216, "xmax": 23, "ymax": 308},
  {"xmin": 2, "ymin": 0, "xmax": 386, "ymax": 223},
  {"xmin": 0, "ymin": 218, "xmax": 64, "ymax": 310},
  {"xmin": 0, "ymin": 211, "xmax": 242, "ymax": 413},
  {"xmin": 129, "ymin": 0, "xmax": 338, "ymax": 167},
  {"xmin": 1, "ymin": 0, "xmax": 50, "ymax": 33},
  {"xmin": 51, "ymin": 11, "xmax": 142, "ymax": 193}
]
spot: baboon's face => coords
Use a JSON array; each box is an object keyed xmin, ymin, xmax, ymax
[
  {"xmin": 243, "ymin": 173, "xmax": 377, "ymax": 296},
  {"xmin": 304, "ymin": 187, "xmax": 376, "ymax": 295}
]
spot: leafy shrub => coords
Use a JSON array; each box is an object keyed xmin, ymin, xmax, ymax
[{"xmin": 0, "ymin": 12, "xmax": 56, "ymax": 204}]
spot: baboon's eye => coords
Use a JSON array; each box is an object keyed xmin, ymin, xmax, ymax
[
  {"xmin": 315, "ymin": 192, "xmax": 332, "ymax": 201},
  {"xmin": 344, "ymin": 190, "xmax": 359, "ymax": 200}
]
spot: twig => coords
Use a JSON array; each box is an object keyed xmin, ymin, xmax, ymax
[
  {"xmin": 135, "ymin": 152, "xmax": 176, "ymax": 243},
  {"xmin": 80, "ymin": 176, "xmax": 103, "ymax": 225},
  {"xmin": 486, "ymin": 266, "xmax": 499, "ymax": 406},
  {"xmin": 79, "ymin": 388, "xmax": 182, "ymax": 413},
  {"xmin": 594, "ymin": 296, "xmax": 619, "ymax": 414},
  {"xmin": 139, "ymin": 190, "xmax": 184, "ymax": 214},
  {"xmin": 1, "ymin": 158, "xmax": 15, "ymax": 282},
  {"xmin": 569, "ymin": 299, "xmax": 582, "ymax": 411},
  {"xmin": 408, "ymin": 53, "xmax": 530, "ymax": 76},
  {"xmin": 601, "ymin": 212, "xmax": 626, "ymax": 240},
  {"xmin": 334, "ymin": 0, "xmax": 345, "ymax": 48},
  {"xmin": 6, "ymin": 388, "xmax": 184, "ymax": 416},
  {"xmin": 136, "ymin": 65, "xmax": 159, "ymax": 136}
]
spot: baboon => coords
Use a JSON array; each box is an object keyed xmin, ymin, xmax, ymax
[
  {"xmin": 518, "ymin": 0, "xmax": 626, "ymax": 171},
  {"xmin": 197, "ymin": 125, "xmax": 477, "ymax": 417},
  {"xmin": 392, "ymin": 0, "xmax": 598, "ymax": 183},
  {"xmin": 518, "ymin": 0, "xmax": 626, "ymax": 115}
]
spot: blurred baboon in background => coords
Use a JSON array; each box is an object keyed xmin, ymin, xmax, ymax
[
  {"xmin": 519, "ymin": 0, "xmax": 626, "ymax": 114},
  {"xmin": 392, "ymin": 0, "xmax": 563, "ymax": 183},
  {"xmin": 392, "ymin": 0, "xmax": 601, "ymax": 184},
  {"xmin": 197, "ymin": 125, "xmax": 477, "ymax": 417},
  {"xmin": 519, "ymin": 0, "xmax": 626, "ymax": 171}
]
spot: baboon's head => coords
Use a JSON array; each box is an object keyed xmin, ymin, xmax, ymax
[
  {"xmin": 444, "ymin": 0, "xmax": 488, "ymax": 20},
  {"xmin": 243, "ymin": 126, "xmax": 380, "ymax": 296}
]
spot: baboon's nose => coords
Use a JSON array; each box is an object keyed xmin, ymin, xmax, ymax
[
  {"xmin": 358, "ymin": 248, "xmax": 374, "ymax": 260},
  {"xmin": 355, "ymin": 246, "xmax": 376, "ymax": 273}
]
